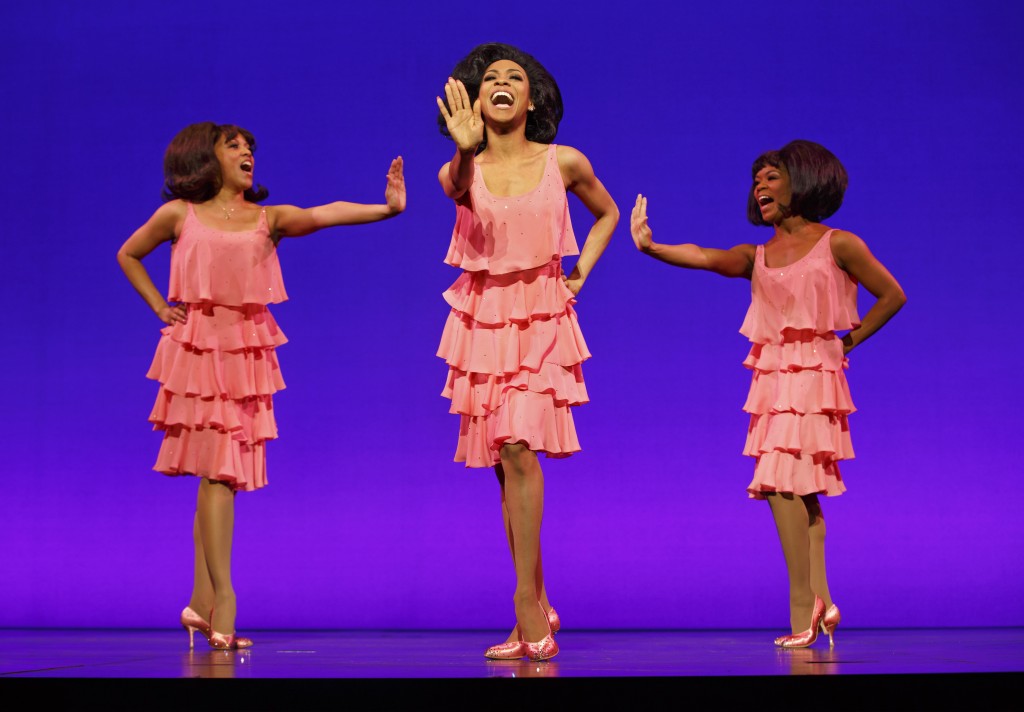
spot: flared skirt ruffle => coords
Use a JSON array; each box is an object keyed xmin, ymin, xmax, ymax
[
  {"xmin": 146, "ymin": 303, "xmax": 285, "ymax": 491},
  {"xmin": 742, "ymin": 331, "xmax": 853, "ymax": 499},
  {"xmin": 439, "ymin": 262, "xmax": 589, "ymax": 467}
]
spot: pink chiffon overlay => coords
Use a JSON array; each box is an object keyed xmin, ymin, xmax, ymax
[
  {"xmin": 146, "ymin": 203, "xmax": 287, "ymax": 491},
  {"xmin": 739, "ymin": 230, "xmax": 859, "ymax": 499},
  {"xmin": 438, "ymin": 144, "xmax": 590, "ymax": 467}
]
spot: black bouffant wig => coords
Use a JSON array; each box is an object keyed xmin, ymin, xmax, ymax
[
  {"xmin": 747, "ymin": 140, "xmax": 847, "ymax": 225},
  {"xmin": 438, "ymin": 43, "xmax": 562, "ymax": 152}
]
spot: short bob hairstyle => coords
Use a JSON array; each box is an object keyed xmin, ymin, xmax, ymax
[
  {"xmin": 747, "ymin": 140, "xmax": 847, "ymax": 225},
  {"xmin": 438, "ymin": 43, "xmax": 563, "ymax": 151},
  {"xmin": 162, "ymin": 122, "xmax": 269, "ymax": 203}
]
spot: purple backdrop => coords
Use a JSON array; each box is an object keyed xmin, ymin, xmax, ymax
[{"xmin": 2, "ymin": 1, "xmax": 1020, "ymax": 630}]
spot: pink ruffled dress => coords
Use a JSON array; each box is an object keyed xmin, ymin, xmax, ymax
[
  {"xmin": 146, "ymin": 203, "xmax": 287, "ymax": 491},
  {"xmin": 739, "ymin": 229, "xmax": 859, "ymax": 498},
  {"xmin": 438, "ymin": 144, "xmax": 590, "ymax": 467}
]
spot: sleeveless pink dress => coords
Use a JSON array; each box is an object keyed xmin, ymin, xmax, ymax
[
  {"xmin": 146, "ymin": 203, "xmax": 287, "ymax": 491},
  {"xmin": 438, "ymin": 144, "xmax": 590, "ymax": 467},
  {"xmin": 739, "ymin": 230, "xmax": 859, "ymax": 498}
]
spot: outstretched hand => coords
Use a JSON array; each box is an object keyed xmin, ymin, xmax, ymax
[
  {"xmin": 437, "ymin": 77, "xmax": 483, "ymax": 153},
  {"xmin": 630, "ymin": 194, "xmax": 653, "ymax": 252},
  {"xmin": 385, "ymin": 156, "xmax": 406, "ymax": 214}
]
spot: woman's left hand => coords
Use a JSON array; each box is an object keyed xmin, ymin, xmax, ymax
[
  {"xmin": 562, "ymin": 274, "xmax": 583, "ymax": 296},
  {"xmin": 385, "ymin": 156, "xmax": 406, "ymax": 214},
  {"xmin": 841, "ymin": 332, "xmax": 855, "ymax": 355}
]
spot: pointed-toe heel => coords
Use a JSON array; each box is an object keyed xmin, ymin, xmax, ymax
[
  {"xmin": 181, "ymin": 606, "xmax": 253, "ymax": 649},
  {"xmin": 485, "ymin": 640, "xmax": 526, "ymax": 660},
  {"xmin": 208, "ymin": 630, "xmax": 254, "ymax": 650},
  {"xmin": 774, "ymin": 596, "xmax": 826, "ymax": 649}
]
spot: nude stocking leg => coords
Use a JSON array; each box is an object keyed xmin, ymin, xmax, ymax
[
  {"xmin": 767, "ymin": 492, "xmax": 816, "ymax": 634},
  {"xmin": 196, "ymin": 478, "xmax": 237, "ymax": 634},
  {"xmin": 495, "ymin": 465, "xmax": 552, "ymax": 643},
  {"xmin": 499, "ymin": 444, "xmax": 548, "ymax": 642},
  {"xmin": 188, "ymin": 510, "xmax": 215, "ymax": 619},
  {"xmin": 804, "ymin": 494, "xmax": 834, "ymax": 610}
]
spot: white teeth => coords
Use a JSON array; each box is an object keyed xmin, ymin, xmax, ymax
[
  {"xmin": 758, "ymin": 195, "xmax": 772, "ymax": 205},
  {"xmin": 241, "ymin": 161, "xmax": 252, "ymax": 172},
  {"xmin": 491, "ymin": 91, "xmax": 514, "ymax": 105}
]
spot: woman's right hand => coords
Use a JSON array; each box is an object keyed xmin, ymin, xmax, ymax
[
  {"xmin": 157, "ymin": 303, "xmax": 188, "ymax": 325},
  {"xmin": 437, "ymin": 77, "xmax": 483, "ymax": 153},
  {"xmin": 630, "ymin": 194, "xmax": 653, "ymax": 252}
]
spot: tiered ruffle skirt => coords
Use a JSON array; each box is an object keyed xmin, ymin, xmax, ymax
[
  {"xmin": 742, "ymin": 328, "xmax": 853, "ymax": 499},
  {"xmin": 438, "ymin": 261, "xmax": 589, "ymax": 467},
  {"xmin": 147, "ymin": 303, "xmax": 286, "ymax": 491}
]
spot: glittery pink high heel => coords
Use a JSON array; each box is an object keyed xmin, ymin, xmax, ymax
[
  {"xmin": 774, "ymin": 596, "xmax": 826, "ymax": 649},
  {"xmin": 181, "ymin": 606, "xmax": 213, "ymax": 650},
  {"xmin": 487, "ymin": 608, "xmax": 559, "ymax": 658},
  {"xmin": 208, "ymin": 630, "xmax": 254, "ymax": 650},
  {"xmin": 523, "ymin": 633, "xmax": 558, "ymax": 661},
  {"xmin": 820, "ymin": 603, "xmax": 841, "ymax": 647},
  {"xmin": 485, "ymin": 631, "xmax": 526, "ymax": 660},
  {"xmin": 546, "ymin": 607, "xmax": 561, "ymax": 634},
  {"xmin": 181, "ymin": 606, "xmax": 253, "ymax": 649}
]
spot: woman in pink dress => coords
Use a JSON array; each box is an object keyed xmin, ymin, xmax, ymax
[
  {"xmin": 117, "ymin": 122, "xmax": 405, "ymax": 649},
  {"xmin": 436, "ymin": 43, "xmax": 618, "ymax": 660},
  {"xmin": 630, "ymin": 140, "xmax": 905, "ymax": 647}
]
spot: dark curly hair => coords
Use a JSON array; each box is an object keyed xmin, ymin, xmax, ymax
[
  {"xmin": 747, "ymin": 140, "xmax": 847, "ymax": 225},
  {"xmin": 162, "ymin": 122, "xmax": 269, "ymax": 203},
  {"xmin": 438, "ymin": 43, "xmax": 563, "ymax": 151}
]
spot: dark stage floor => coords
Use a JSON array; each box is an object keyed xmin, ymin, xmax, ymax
[{"xmin": 2, "ymin": 628, "xmax": 1021, "ymax": 709}]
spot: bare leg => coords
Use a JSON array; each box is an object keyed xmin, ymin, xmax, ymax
[
  {"xmin": 804, "ymin": 494, "xmax": 834, "ymax": 610},
  {"xmin": 499, "ymin": 444, "xmax": 548, "ymax": 642},
  {"xmin": 495, "ymin": 464, "xmax": 552, "ymax": 643},
  {"xmin": 188, "ymin": 509, "xmax": 215, "ymax": 620},
  {"xmin": 767, "ymin": 493, "xmax": 816, "ymax": 634},
  {"xmin": 196, "ymin": 478, "xmax": 238, "ymax": 634}
]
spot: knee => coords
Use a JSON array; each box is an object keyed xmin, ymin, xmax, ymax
[
  {"xmin": 500, "ymin": 442, "xmax": 535, "ymax": 474},
  {"xmin": 199, "ymin": 477, "xmax": 236, "ymax": 502},
  {"xmin": 808, "ymin": 519, "xmax": 827, "ymax": 544}
]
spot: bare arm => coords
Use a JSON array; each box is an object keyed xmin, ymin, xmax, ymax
[
  {"xmin": 438, "ymin": 150, "xmax": 477, "ymax": 201},
  {"xmin": 271, "ymin": 157, "xmax": 405, "ymax": 238},
  {"xmin": 436, "ymin": 77, "xmax": 483, "ymax": 199},
  {"xmin": 630, "ymin": 194, "xmax": 755, "ymax": 278},
  {"xmin": 558, "ymin": 146, "xmax": 619, "ymax": 295},
  {"xmin": 116, "ymin": 200, "xmax": 188, "ymax": 325},
  {"xmin": 831, "ymin": 230, "xmax": 906, "ymax": 353}
]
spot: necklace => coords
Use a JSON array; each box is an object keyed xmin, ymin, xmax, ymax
[{"xmin": 220, "ymin": 205, "xmax": 237, "ymax": 220}]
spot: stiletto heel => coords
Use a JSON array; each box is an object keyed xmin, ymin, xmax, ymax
[
  {"xmin": 546, "ymin": 607, "xmax": 561, "ymax": 634},
  {"xmin": 181, "ymin": 606, "xmax": 253, "ymax": 649},
  {"xmin": 181, "ymin": 606, "xmax": 212, "ymax": 650},
  {"xmin": 774, "ymin": 596, "xmax": 826, "ymax": 649},
  {"xmin": 820, "ymin": 604, "xmax": 841, "ymax": 647}
]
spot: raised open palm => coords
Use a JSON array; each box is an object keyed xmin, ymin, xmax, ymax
[
  {"xmin": 437, "ymin": 77, "xmax": 483, "ymax": 153},
  {"xmin": 384, "ymin": 156, "xmax": 406, "ymax": 214},
  {"xmin": 630, "ymin": 194, "xmax": 653, "ymax": 251}
]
